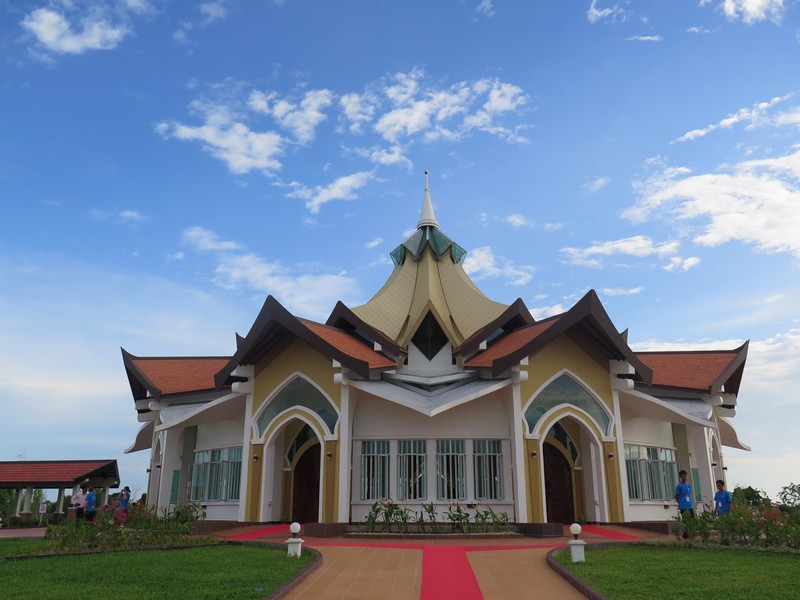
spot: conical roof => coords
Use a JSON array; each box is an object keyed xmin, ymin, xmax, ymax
[{"xmin": 351, "ymin": 173, "xmax": 508, "ymax": 347}]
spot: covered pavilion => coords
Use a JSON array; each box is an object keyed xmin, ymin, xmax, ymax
[{"xmin": 0, "ymin": 459, "xmax": 119, "ymax": 521}]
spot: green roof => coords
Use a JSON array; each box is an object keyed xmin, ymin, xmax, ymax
[{"xmin": 390, "ymin": 226, "xmax": 467, "ymax": 265}]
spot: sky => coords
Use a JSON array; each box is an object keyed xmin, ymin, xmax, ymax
[{"xmin": 1, "ymin": 0, "xmax": 799, "ymax": 504}]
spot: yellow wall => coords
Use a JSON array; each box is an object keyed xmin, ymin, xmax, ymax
[
  {"xmin": 518, "ymin": 333, "xmax": 625, "ymax": 523},
  {"xmin": 242, "ymin": 337, "xmax": 342, "ymax": 523}
]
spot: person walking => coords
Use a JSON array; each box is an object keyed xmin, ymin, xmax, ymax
[
  {"xmin": 714, "ymin": 480, "xmax": 733, "ymax": 516},
  {"xmin": 84, "ymin": 487, "xmax": 97, "ymax": 522},
  {"xmin": 675, "ymin": 470, "xmax": 694, "ymax": 539}
]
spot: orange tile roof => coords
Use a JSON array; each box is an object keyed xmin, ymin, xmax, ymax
[
  {"xmin": 300, "ymin": 320, "xmax": 395, "ymax": 370},
  {"xmin": 0, "ymin": 460, "xmax": 117, "ymax": 487},
  {"xmin": 132, "ymin": 357, "xmax": 230, "ymax": 395},
  {"xmin": 636, "ymin": 351, "xmax": 740, "ymax": 391},
  {"xmin": 466, "ymin": 320, "xmax": 557, "ymax": 368}
]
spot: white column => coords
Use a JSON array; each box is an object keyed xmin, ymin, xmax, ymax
[
  {"xmin": 337, "ymin": 381, "xmax": 351, "ymax": 522},
  {"xmin": 13, "ymin": 489, "xmax": 23, "ymax": 517},
  {"xmin": 22, "ymin": 487, "xmax": 33, "ymax": 513},
  {"xmin": 102, "ymin": 488, "xmax": 110, "ymax": 506},
  {"xmin": 511, "ymin": 368, "xmax": 528, "ymax": 522},
  {"xmin": 55, "ymin": 489, "xmax": 66, "ymax": 514},
  {"xmin": 232, "ymin": 365, "xmax": 255, "ymax": 523}
]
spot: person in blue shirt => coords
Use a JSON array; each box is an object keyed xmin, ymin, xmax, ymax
[
  {"xmin": 84, "ymin": 487, "xmax": 97, "ymax": 522},
  {"xmin": 119, "ymin": 486, "xmax": 131, "ymax": 513},
  {"xmin": 675, "ymin": 470, "xmax": 694, "ymax": 538},
  {"xmin": 714, "ymin": 480, "xmax": 733, "ymax": 515}
]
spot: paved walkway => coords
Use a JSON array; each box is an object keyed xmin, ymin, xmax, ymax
[{"xmin": 218, "ymin": 524, "xmax": 672, "ymax": 599}]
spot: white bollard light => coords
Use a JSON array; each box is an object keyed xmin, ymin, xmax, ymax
[
  {"xmin": 568, "ymin": 522, "xmax": 586, "ymax": 563},
  {"xmin": 286, "ymin": 521, "xmax": 304, "ymax": 557}
]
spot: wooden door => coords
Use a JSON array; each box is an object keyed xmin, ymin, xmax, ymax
[
  {"xmin": 544, "ymin": 443, "xmax": 574, "ymax": 524},
  {"xmin": 292, "ymin": 444, "xmax": 320, "ymax": 523}
]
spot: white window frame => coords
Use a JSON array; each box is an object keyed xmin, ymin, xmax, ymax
[
  {"xmin": 436, "ymin": 439, "xmax": 466, "ymax": 500},
  {"xmin": 473, "ymin": 439, "xmax": 504, "ymax": 500},
  {"xmin": 360, "ymin": 440, "xmax": 390, "ymax": 500},
  {"xmin": 397, "ymin": 440, "xmax": 427, "ymax": 501}
]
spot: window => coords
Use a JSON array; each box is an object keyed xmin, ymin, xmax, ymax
[
  {"xmin": 624, "ymin": 444, "xmax": 678, "ymax": 501},
  {"xmin": 397, "ymin": 440, "xmax": 427, "ymax": 500},
  {"xmin": 360, "ymin": 440, "xmax": 389, "ymax": 500},
  {"xmin": 473, "ymin": 440, "xmax": 503, "ymax": 500},
  {"xmin": 189, "ymin": 446, "xmax": 242, "ymax": 502},
  {"xmin": 436, "ymin": 439, "xmax": 466, "ymax": 500}
]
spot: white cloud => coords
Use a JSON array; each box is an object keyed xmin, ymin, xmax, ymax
[
  {"xmin": 722, "ymin": 0, "xmax": 785, "ymax": 24},
  {"xmin": 673, "ymin": 95, "xmax": 787, "ymax": 142},
  {"xmin": 365, "ymin": 237, "xmax": 383, "ymax": 249},
  {"xmin": 626, "ymin": 35, "xmax": 663, "ymax": 42},
  {"xmin": 372, "ymin": 72, "xmax": 528, "ymax": 144},
  {"xmin": 200, "ymin": 1, "xmax": 229, "ymax": 24},
  {"xmin": 601, "ymin": 286, "xmax": 644, "ymax": 296},
  {"xmin": 626, "ymin": 148, "xmax": 800, "ymax": 260},
  {"xmin": 544, "ymin": 222, "xmax": 565, "ymax": 231},
  {"xmin": 21, "ymin": 8, "xmax": 129, "ymax": 55},
  {"xmin": 663, "ymin": 256, "xmax": 701, "ymax": 271},
  {"xmin": 249, "ymin": 89, "xmax": 334, "ymax": 144},
  {"xmin": 353, "ymin": 145, "xmax": 413, "ymax": 169},
  {"xmin": 463, "ymin": 246, "xmax": 535, "ymax": 286},
  {"xmin": 339, "ymin": 93, "xmax": 377, "ymax": 134},
  {"xmin": 157, "ymin": 98, "xmax": 285, "ymax": 174},
  {"xmin": 583, "ymin": 176, "xmax": 611, "ymax": 194},
  {"xmin": 476, "ymin": 0, "xmax": 495, "ymax": 17},
  {"xmin": 182, "ymin": 226, "xmax": 241, "ymax": 251},
  {"xmin": 287, "ymin": 171, "xmax": 374, "ymax": 213},
  {"xmin": 687, "ymin": 26, "xmax": 712, "ymax": 33},
  {"xmin": 212, "ymin": 253, "xmax": 360, "ymax": 319},
  {"xmin": 123, "ymin": 0, "xmax": 156, "ymax": 15},
  {"xmin": 119, "ymin": 210, "xmax": 146, "ymax": 224},
  {"xmin": 586, "ymin": 1, "xmax": 628, "ymax": 23},
  {"xmin": 561, "ymin": 235, "xmax": 680, "ymax": 268},
  {"xmin": 504, "ymin": 214, "xmax": 531, "ymax": 228},
  {"xmin": 530, "ymin": 303, "xmax": 567, "ymax": 319}
]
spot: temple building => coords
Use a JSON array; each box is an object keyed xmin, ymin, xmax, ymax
[{"xmin": 122, "ymin": 175, "xmax": 749, "ymax": 528}]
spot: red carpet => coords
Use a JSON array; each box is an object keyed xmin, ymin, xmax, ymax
[
  {"xmin": 420, "ymin": 546, "xmax": 482, "ymax": 600},
  {"xmin": 579, "ymin": 525, "xmax": 640, "ymax": 541},
  {"xmin": 227, "ymin": 524, "xmax": 290, "ymax": 540}
]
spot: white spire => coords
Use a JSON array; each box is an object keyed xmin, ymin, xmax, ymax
[{"xmin": 417, "ymin": 169, "xmax": 439, "ymax": 229}]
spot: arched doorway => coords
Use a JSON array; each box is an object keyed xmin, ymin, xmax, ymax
[
  {"xmin": 292, "ymin": 444, "xmax": 320, "ymax": 523},
  {"xmin": 544, "ymin": 442, "xmax": 574, "ymax": 523}
]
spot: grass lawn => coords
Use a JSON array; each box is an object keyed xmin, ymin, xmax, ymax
[
  {"xmin": 0, "ymin": 539, "xmax": 315, "ymax": 599},
  {"xmin": 555, "ymin": 543, "xmax": 800, "ymax": 600}
]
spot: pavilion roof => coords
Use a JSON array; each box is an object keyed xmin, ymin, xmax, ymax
[{"xmin": 0, "ymin": 460, "xmax": 119, "ymax": 489}]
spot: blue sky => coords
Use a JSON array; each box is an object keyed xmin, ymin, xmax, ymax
[{"xmin": 1, "ymin": 1, "xmax": 799, "ymax": 502}]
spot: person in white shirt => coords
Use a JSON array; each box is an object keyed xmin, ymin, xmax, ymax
[{"xmin": 72, "ymin": 485, "xmax": 88, "ymax": 520}]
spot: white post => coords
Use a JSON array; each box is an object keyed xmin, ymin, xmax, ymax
[
  {"xmin": 55, "ymin": 489, "xmax": 66, "ymax": 514},
  {"xmin": 286, "ymin": 522, "xmax": 304, "ymax": 557},
  {"xmin": 568, "ymin": 523, "xmax": 586, "ymax": 562},
  {"xmin": 13, "ymin": 489, "xmax": 23, "ymax": 517},
  {"xmin": 22, "ymin": 487, "xmax": 33, "ymax": 513}
]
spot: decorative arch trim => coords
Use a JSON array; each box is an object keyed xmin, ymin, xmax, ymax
[
  {"xmin": 254, "ymin": 372, "xmax": 339, "ymax": 437},
  {"xmin": 523, "ymin": 370, "xmax": 614, "ymax": 437}
]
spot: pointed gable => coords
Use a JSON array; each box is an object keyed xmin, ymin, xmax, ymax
[
  {"xmin": 464, "ymin": 290, "xmax": 653, "ymax": 381},
  {"xmin": 215, "ymin": 295, "xmax": 394, "ymax": 386}
]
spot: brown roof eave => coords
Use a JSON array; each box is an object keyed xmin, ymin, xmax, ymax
[
  {"xmin": 215, "ymin": 296, "xmax": 375, "ymax": 385},
  {"xmin": 325, "ymin": 301, "xmax": 403, "ymax": 358},
  {"xmin": 711, "ymin": 341, "xmax": 749, "ymax": 395},
  {"xmin": 456, "ymin": 298, "xmax": 534, "ymax": 359},
  {"xmin": 121, "ymin": 348, "xmax": 161, "ymax": 400},
  {"xmin": 488, "ymin": 290, "xmax": 653, "ymax": 383}
]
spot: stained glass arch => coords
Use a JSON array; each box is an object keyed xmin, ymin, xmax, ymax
[{"xmin": 525, "ymin": 373, "xmax": 611, "ymax": 435}]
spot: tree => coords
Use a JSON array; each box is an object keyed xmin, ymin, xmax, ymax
[
  {"xmin": 777, "ymin": 482, "xmax": 800, "ymax": 510},
  {"xmin": 732, "ymin": 485, "xmax": 770, "ymax": 506}
]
